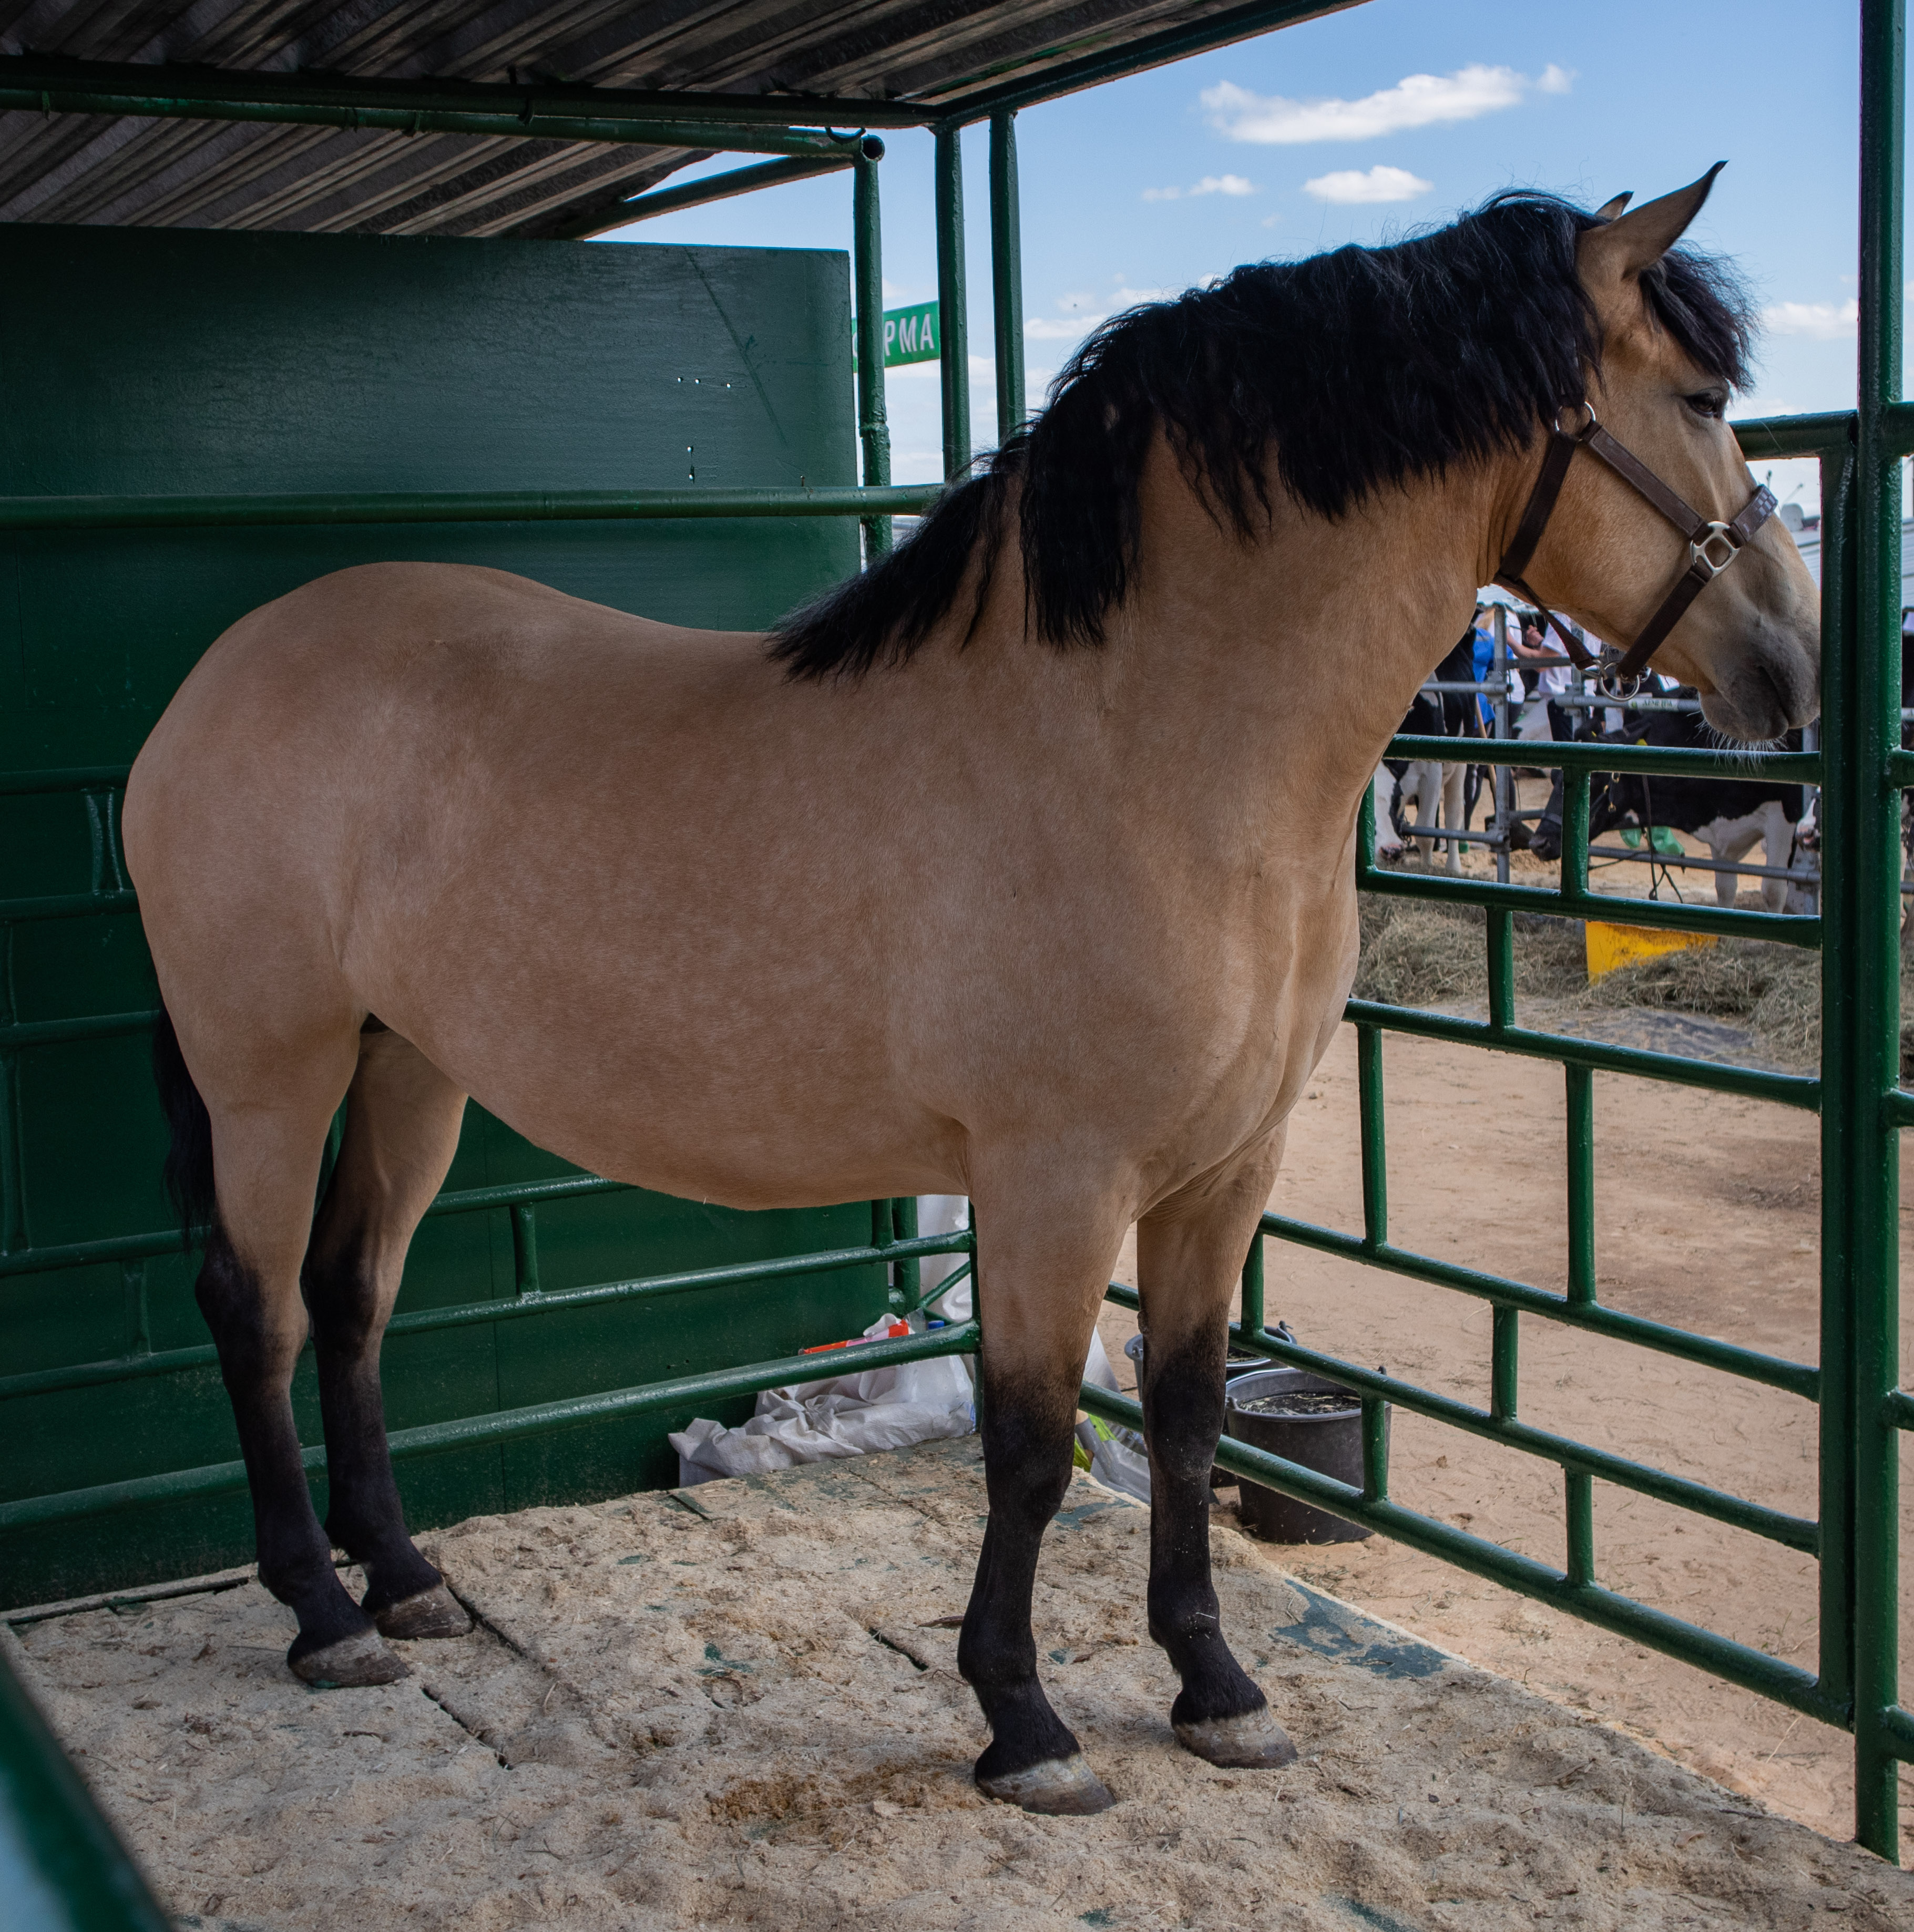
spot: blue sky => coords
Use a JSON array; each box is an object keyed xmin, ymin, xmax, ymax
[{"xmin": 599, "ymin": 0, "xmax": 1866, "ymax": 510}]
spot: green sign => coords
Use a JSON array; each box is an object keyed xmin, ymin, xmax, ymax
[{"xmin": 854, "ymin": 300, "xmax": 940, "ymax": 368}]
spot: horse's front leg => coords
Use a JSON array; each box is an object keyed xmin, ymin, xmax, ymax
[
  {"xmin": 1137, "ymin": 1136, "xmax": 1299, "ymax": 1770},
  {"xmin": 958, "ymin": 1194, "xmax": 1127, "ymax": 1815}
]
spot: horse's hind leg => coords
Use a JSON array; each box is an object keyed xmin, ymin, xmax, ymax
[
  {"xmin": 1135, "ymin": 1136, "xmax": 1298, "ymax": 1770},
  {"xmin": 958, "ymin": 1195, "xmax": 1127, "ymax": 1815},
  {"xmin": 189, "ymin": 1033, "xmax": 406, "ymax": 1686},
  {"xmin": 302, "ymin": 1029, "xmax": 471, "ymax": 1640}
]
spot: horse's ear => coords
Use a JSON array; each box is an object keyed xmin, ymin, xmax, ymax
[
  {"xmin": 1579, "ymin": 163, "xmax": 1725, "ymax": 285},
  {"xmin": 1593, "ymin": 192, "xmax": 1632, "ymax": 221}
]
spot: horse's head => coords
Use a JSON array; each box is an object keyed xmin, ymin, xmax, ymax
[{"xmin": 1516, "ymin": 169, "xmax": 1819, "ymax": 741}]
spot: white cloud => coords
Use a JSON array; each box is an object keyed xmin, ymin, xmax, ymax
[
  {"xmin": 1304, "ymin": 165, "xmax": 1432, "ymax": 205},
  {"xmin": 1024, "ymin": 282, "xmax": 1175, "ymax": 343},
  {"xmin": 1762, "ymin": 299, "xmax": 1859, "ymax": 339},
  {"xmin": 1144, "ymin": 173, "xmax": 1256, "ymax": 202},
  {"xmin": 1202, "ymin": 63, "xmax": 1563, "ymax": 144}
]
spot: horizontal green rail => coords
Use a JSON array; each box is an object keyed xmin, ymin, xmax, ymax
[
  {"xmin": 0, "ymin": 1010, "xmax": 153, "ymax": 1054},
  {"xmin": 1099, "ymin": 1283, "xmax": 1814, "ymax": 1540},
  {"xmin": 1357, "ymin": 866, "xmax": 1820, "ymax": 948},
  {"xmin": 0, "ymin": 890, "xmax": 137, "ymax": 924},
  {"xmin": 1386, "ymin": 735, "xmax": 1820, "ymax": 780},
  {"xmin": 0, "ymin": 484, "xmax": 941, "ymax": 532},
  {"xmin": 0, "ymin": 766, "xmax": 131, "ymax": 797},
  {"xmin": 0, "ymin": 1168, "xmax": 633, "ymax": 1280},
  {"xmin": 1227, "ymin": 1215, "xmax": 1818, "ymax": 1401},
  {"xmin": 1732, "ymin": 410, "xmax": 1859, "ymax": 459},
  {"xmin": 0, "ymin": 1227, "xmax": 973, "ymax": 1402},
  {"xmin": 0, "ymin": 1321, "xmax": 978, "ymax": 1538},
  {"xmin": 1345, "ymin": 998, "xmax": 1821, "ymax": 1108},
  {"xmin": 1076, "ymin": 1379, "xmax": 1837, "ymax": 1725},
  {"xmin": 581, "ymin": 153, "xmax": 858, "ymax": 232}
]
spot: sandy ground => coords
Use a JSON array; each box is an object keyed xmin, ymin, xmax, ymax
[
  {"xmin": 1094, "ymin": 1006, "xmax": 1913, "ymax": 1863},
  {"xmin": 12, "ymin": 1437, "xmax": 1914, "ymax": 1931}
]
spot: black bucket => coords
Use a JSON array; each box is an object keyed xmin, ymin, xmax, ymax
[
  {"xmin": 1224, "ymin": 1366, "xmax": 1383, "ymax": 1544},
  {"xmin": 1122, "ymin": 1334, "xmax": 1273, "ymax": 1487}
]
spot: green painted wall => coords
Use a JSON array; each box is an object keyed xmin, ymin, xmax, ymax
[{"xmin": 0, "ymin": 225, "xmax": 886, "ymax": 1609}]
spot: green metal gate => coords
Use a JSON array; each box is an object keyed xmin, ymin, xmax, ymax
[{"xmin": 1083, "ymin": 1, "xmax": 1914, "ymax": 1863}]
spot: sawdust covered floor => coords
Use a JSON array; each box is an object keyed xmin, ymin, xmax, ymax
[{"xmin": 9, "ymin": 1438, "xmax": 1912, "ymax": 1932}]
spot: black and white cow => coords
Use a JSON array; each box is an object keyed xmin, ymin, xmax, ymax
[
  {"xmin": 1530, "ymin": 706, "xmax": 1806, "ymax": 911},
  {"xmin": 1380, "ymin": 633, "xmax": 1483, "ymax": 872}
]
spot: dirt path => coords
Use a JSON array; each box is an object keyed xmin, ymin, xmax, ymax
[
  {"xmin": 13, "ymin": 1438, "xmax": 1914, "ymax": 1931},
  {"xmin": 1095, "ymin": 1016, "xmax": 1913, "ymax": 1861}
]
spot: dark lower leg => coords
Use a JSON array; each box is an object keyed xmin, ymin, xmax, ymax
[
  {"xmin": 1142, "ymin": 1332, "xmax": 1267, "ymax": 1731},
  {"xmin": 197, "ymin": 1233, "xmax": 372, "ymax": 1660},
  {"xmin": 958, "ymin": 1380, "xmax": 1085, "ymax": 1784},
  {"xmin": 303, "ymin": 1236, "xmax": 439, "ymax": 1614}
]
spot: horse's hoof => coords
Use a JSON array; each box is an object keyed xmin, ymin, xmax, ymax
[
  {"xmin": 374, "ymin": 1583, "xmax": 472, "ymax": 1641},
  {"xmin": 976, "ymin": 1753, "xmax": 1115, "ymax": 1815},
  {"xmin": 289, "ymin": 1629, "xmax": 407, "ymax": 1688},
  {"xmin": 1175, "ymin": 1706, "xmax": 1298, "ymax": 1769}
]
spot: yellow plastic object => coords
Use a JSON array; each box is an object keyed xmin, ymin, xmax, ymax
[{"xmin": 1584, "ymin": 920, "xmax": 1717, "ymax": 981}]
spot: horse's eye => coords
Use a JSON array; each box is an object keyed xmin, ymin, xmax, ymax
[{"xmin": 1684, "ymin": 389, "xmax": 1727, "ymax": 419}]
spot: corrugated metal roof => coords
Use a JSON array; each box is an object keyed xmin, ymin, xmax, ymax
[{"xmin": 0, "ymin": 2, "xmax": 1354, "ymax": 238}]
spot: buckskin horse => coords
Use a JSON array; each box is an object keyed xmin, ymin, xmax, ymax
[{"xmin": 125, "ymin": 169, "xmax": 1817, "ymax": 1816}]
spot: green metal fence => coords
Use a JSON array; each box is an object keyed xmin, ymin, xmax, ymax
[{"xmin": 1078, "ymin": 1, "xmax": 1906, "ymax": 1861}]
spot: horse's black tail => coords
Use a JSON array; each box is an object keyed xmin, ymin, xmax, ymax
[{"xmin": 153, "ymin": 1006, "xmax": 216, "ymax": 1249}]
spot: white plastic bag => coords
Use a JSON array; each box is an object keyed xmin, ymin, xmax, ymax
[
  {"xmin": 671, "ymin": 1314, "xmax": 976, "ymax": 1485},
  {"xmin": 1075, "ymin": 1416, "xmax": 1151, "ymax": 1503}
]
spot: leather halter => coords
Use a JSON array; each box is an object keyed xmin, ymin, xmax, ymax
[{"xmin": 1493, "ymin": 404, "xmax": 1777, "ymax": 696}]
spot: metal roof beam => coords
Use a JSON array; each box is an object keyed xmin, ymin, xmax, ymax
[
  {"xmin": 551, "ymin": 149, "xmax": 864, "ymax": 240},
  {"xmin": 0, "ymin": 53, "xmax": 933, "ymax": 148}
]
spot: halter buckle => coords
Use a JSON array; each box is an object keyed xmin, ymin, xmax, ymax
[
  {"xmin": 1691, "ymin": 521, "xmax": 1739, "ymax": 577},
  {"xmin": 1595, "ymin": 655, "xmax": 1645, "ymax": 703},
  {"xmin": 1552, "ymin": 402, "xmax": 1598, "ymax": 440}
]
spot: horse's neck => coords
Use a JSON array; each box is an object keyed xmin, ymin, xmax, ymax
[{"xmin": 1025, "ymin": 459, "xmax": 1504, "ymax": 845}]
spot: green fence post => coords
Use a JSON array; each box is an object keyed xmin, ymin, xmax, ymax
[
  {"xmin": 852, "ymin": 153, "xmax": 892, "ymax": 559},
  {"xmin": 0, "ymin": 1645, "xmax": 171, "ymax": 1930},
  {"xmin": 1564, "ymin": 1063, "xmax": 1596, "ymax": 1308},
  {"xmin": 1486, "ymin": 909, "xmax": 1514, "ymax": 1033},
  {"xmin": 988, "ymin": 110, "xmax": 1026, "ymax": 443},
  {"xmin": 1361, "ymin": 1397, "xmax": 1389, "ymax": 1505},
  {"xmin": 1240, "ymin": 1233, "xmax": 1266, "ymax": 1338},
  {"xmin": 510, "ymin": 1204, "xmax": 541, "ymax": 1299},
  {"xmin": 934, "ymin": 121, "xmax": 971, "ymax": 482},
  {"xmin": 1357, "ymin": 1024, "xmax": 1387, "ymax": 1248},
  {"xmin": 1490, "ymin": 1306, "xmax": 1520, "ymax": 1425},
  {"xmin": 1564, "ymin": 1470, "xmax": 1595, "ymax": 1591},
  {"xmin": 1848, "ymin": 0, "xmax": 1905, "ymax": 1858},
  {"xmin": 891, "ymin": 1197, "xmax": 920, "ymax": 1313},
  {"xmin": 1816, "ymin": 443, "xmax": 1859, "ymax": 1723}
]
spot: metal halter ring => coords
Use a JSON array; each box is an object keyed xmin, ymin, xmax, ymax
[
  {"xmin": 1691, "ymin": 521, "xmax": 1740, "ymax": 577},
  {"xmin": 1595, "ymin": 657, "xmax": 1646, "ymax": 703}
]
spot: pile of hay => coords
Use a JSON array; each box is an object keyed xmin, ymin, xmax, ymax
[
  {"xmin": 1350, "ymin": 895, "xmax": 1888, "ymax": 1072},
  {"xmin": 1353, "ymin": 898, "xmax": 1584, "ymax": 1010}
]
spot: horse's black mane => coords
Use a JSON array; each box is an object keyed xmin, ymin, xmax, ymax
[{"xmin": 770, "ymin": 190, "xmax": 1755, "ymax": 681}]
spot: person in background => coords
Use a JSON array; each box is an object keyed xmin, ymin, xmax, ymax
[
  {"xmin": 1510, "ymin": 613, "xmax": 1579, "ymax": 743},
  {"xmin": 1470, "ymin": 603, "xmax": 1499, "ymax": 733}
]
